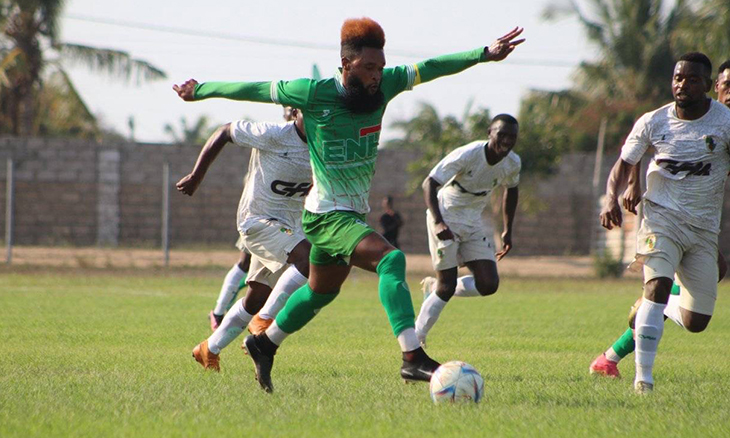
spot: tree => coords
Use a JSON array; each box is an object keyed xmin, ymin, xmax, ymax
[
  {"xmin": 0, "ymin": 0, "xmax": 166, "ymax": 137},
  {"xmin": 164, "ymin": 115, "xmax": 214, "ymax": 145},
  {"xmin": 386, "ymin": 102, "xmax": 492, "ymax": 192}
]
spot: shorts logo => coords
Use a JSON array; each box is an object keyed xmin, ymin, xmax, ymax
[
  {"xmin": 645, "ymin": 235, "xmax": 656, "ymax": 251},
  {"xmin": 279, "ymin": 227, "xmax": 293, "ymax": 235},
  {"xmin": 705, "ymin": 135, "xmax": 716, "ymax": 152},
  {"xmin": 437, "ymin": 249, "xmax": 444, "ymax": 258}
]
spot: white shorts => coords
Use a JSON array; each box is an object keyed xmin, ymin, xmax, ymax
[
  {"xmin": 236, "ymin": 217, "xmax": 306, "ymax": 275},
  {"xmin": 246, "ymin": 255, "xmax": 286, "ymax": 288},
  {"xmin": 631, "ymin": 201, "xmax": 719, "ymax": 315},
  {"xmin": 426, "ymin": 210, "xmax": 495, "ymax": 271}
]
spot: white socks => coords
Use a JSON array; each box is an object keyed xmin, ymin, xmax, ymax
[
  {"xmin": 258, "ymin": 265, "xmax": 308, "ymax": 320},
  {"xmin": 397, "ymin": 328, "xmax": 421, "ymax": 352},
  {"xmin": 605, "ymin": 347, "xmax": 622, "ymax": 363},
  {"xmin": 454, "ymin": 275, "xmax": 481, "ymax": 297},
  {"xmin": 634, "ymin": 299, "xmax": 666, "ymax": 385},
  {"xmin": 415, "ymin": 293, "xmax": 448, "ymax": 344},
  {"xmin": 663, "ymin": 294, "xmax": 685, "ymax": 328},
  {"xmin": 208, "ymin": 300, "xmax": 253, "ymax": 354},
  {"xmin": 213, "ymin": 264, "xmax": 247, "ymax": 315},
  {"xmin": 265, "ymin": 321, "xmax": 289, "ymax": 346}
]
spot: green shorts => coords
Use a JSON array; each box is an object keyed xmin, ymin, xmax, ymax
[{"xmin": 302, "ymin": 210, "xmax": 375, "ymax": 266}]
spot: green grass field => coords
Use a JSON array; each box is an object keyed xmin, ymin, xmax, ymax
[{"xmin": 2, "ymin": 268, "xmax": 730, "ymax": 437}]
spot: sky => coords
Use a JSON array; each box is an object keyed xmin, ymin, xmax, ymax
[{"xmin": 58, "ymin": 0, "xmax": 597, "ymax": 144}]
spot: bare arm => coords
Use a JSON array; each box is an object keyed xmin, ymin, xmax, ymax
[
  {"xmin": 422, "ymin": 177, "xmax": 454, "ymax": 240},
  {"xmin": 176, "ymin": 124, "xmax": 232, "ymax": 196},
  {"xmin": 621, "ymin": 159, "xmax": 642, "ymax": 214},
  {"xmin": 599, "ymin": 158, "xmax": 635, "ymax": 230},
  {"xmin": 496, "ymin": 187, "xmax": 518, "ymax": 261}
]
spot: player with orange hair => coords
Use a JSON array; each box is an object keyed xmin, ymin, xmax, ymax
[{"xmin": 174, "ymin": 17, "xmax": 524, "ymax": 393}]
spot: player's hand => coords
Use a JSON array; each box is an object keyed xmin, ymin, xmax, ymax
[
  {"xmin": 621, "ymin": 183, "xmax": 641, "ymax": 215},
  {"xmin": 173, "ymin": 79, "xmax": 198, "ymax": 101},
  {"xmin": 599, "ymin": 197, "xmax": 622, "ymax": 230},
  {"xmin": 434, "ymin": 222, "xmax": 455, "ymax": 241},
  {"xmin": 176, "ymin": 173, "xmax": 202, "ymax": 196},
  {"xmin": 496, "ymin": 231, "xmax": 512, "ymax": 261},
  {"xmin": 485, "ymin": 27, "xmax": 525, "ymax": 62}
]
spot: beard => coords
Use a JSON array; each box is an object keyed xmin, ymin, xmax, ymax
[{"xmin": 340, "ymin": 75, "xmax": 385, "ymax": 114}]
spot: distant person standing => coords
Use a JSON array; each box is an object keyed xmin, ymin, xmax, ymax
[{"xmin": 380, "ymin": 196, "xmax": 403, "ymax": 248}]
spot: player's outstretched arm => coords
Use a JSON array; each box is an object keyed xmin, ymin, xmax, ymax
[
  {"xmin": 496, "ymin": 187, "xmax": 518, "ymax": 261},
  {"xmin": 411, "ymin": 27, "xmax": 525, "ymax": 86},
  {"xmin": 422, "ymin": 177, "xmax": 454, "ymax": 241},
  {"xmin": 176, "ymin": 124, "xmax": 232, "ymax": 196},
  {"xmin": 599, "ymin": 158, "xmax": 634, "ymax": 230},
  {"xmin": 173, "ymin": 78, "xmax": 309, "ymax": 107}
]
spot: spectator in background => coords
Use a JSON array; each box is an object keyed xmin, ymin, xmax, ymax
[{"xmin": 380, "ymin": 196, "xmax": 404, "ymax": 249}]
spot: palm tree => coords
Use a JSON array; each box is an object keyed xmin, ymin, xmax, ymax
[
  {"xmin": 543, "ymin": 0, "xmax": 691, "ymax": 108},
  {"xmin": 676, "ymin": 0, "xmax": 730, "ymax": 68},
  {"xmin": 164, "ymin": 115, "xmax": 213, "ymax": 145},
  {"xmin": 0, "ymin": 0, "xmax": 166, "ymax": 136}
]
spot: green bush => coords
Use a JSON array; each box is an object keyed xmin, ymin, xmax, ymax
[{"xmin": 593, "ymin": 250, "xmax": 625, "ymax": 278}]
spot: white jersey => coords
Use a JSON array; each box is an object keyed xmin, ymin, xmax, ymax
[
  {"xmin": 621, "ymin": 100, "xmax": 730, "ymax": 232},
  {"xmin": 429, "ymin": 141, "xmax": 521, "ymax": 228},
  {"xmin": 231, "ymin": 120, "xmax": 311, "ymax": 231}
]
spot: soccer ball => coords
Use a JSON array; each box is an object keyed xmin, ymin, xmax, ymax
[{"xmin": 429, "ymin": 361, "xmax": 484, "ymax": 404}]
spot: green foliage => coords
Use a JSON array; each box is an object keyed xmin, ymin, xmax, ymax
[
  {"xmin": 3, "ymin": 271, "xmax": 730, "ymax": 437},
  {"xmin": 164, "ymin": 115, "xmax": 215, "ymax": 146},
  {"xmin": 593, "ymin": 249, "xmax": 625, "ymax": 278},
  {"xmin": 0, "ymin": 0, "xmax": 166, "ymax": 137}
]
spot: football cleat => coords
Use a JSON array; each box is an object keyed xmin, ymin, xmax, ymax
[
  {"xmin": 209, "ymin": 311, "xmax": 223, "ymax": 332},
  {"xmin": 248, "ymin": 314, "xmax": 274, "ymax": 336},
  {"xmin": 589, "ymin": 353, "xmax": 621, "ymax": 378},
  {"xmin": 192, "ymin": 340, "xmax": 220, "ymax": 372},
  {"xmin": 628, "ymin": 297, "xmax": 643, "ymax": 329},
  {"xmin": 243, "ymin": 335, "xmax": 275, "ymax": 393},
  {"xmin": 634, "ymin": 380, "xmax": 654, "ymax": 395},
  {"xmin": 401, "ymin": 353, "xmax": 441, "ymax": 384},
  {"xmin": 420, "ymin": 276, "xmax": 437, "ymax": 300}
]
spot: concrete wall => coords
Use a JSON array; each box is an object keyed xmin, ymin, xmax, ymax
[{"xmin": 2, "ymin": 136, "xmax": 730, "ymax": 256}]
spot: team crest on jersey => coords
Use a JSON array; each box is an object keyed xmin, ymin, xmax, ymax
[
  {"xmin": 279, "ymin": 227, "xmax": 294, "ymax": 235},
  {"xmin": 705, "ymin": 135, "xmax": 716, "ymax": 152}
]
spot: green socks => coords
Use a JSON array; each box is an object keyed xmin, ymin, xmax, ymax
[
  {"xmin": 274, "ymin": 284, "xmax": 338, "ymax": 334},
  {"xmin": 611, "ymin": 328, "xmax": 636, "ymax": 359},
  {"xmin": 376, "ymin": 250, "xmax": 416, "ymax": 336}
]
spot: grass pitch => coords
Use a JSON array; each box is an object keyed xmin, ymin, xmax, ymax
[{"xmin": 2, "ymin": 268, "xmax": 730, "ymax": 437}]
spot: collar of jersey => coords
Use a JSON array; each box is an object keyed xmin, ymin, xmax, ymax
[{"xmin": 334, "ymin": 68, "xmax": 346, "ymax": 96}]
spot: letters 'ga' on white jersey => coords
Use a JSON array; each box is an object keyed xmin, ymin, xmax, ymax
[
  {"xmin": 230, "ymin": 120, "xmax": 311, "ymax": 231},
  {"xmin": 621, "ymin": 100, "xmax": 730, "ymax": 232},
  {"xmin": 429, "ymin": 140, "xmax": 521, "ymax": 228}
]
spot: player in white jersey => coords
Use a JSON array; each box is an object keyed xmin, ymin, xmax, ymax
[
  {"xmin": 416, "ymin": 114, "xmax": 520, "ymax": 347},
  {"xmin": 590, "ymin": 60, "xmax": 730, "ymax": 379},
  {"xmin": 177, "ymin": 108, "xmax": 312, "ymax": 372},
  {"xmin": 600, "ymin": 52, "xmax": 730, "ymax": 394}
]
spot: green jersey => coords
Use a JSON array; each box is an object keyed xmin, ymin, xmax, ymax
[{"xmin": 194, "ymin": 47, "xmax": 487, "ymax": 214}]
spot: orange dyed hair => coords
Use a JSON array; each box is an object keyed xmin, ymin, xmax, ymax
[{"xmin": 340, "ymin": 17, "xmax": 385, "ymax": 57}]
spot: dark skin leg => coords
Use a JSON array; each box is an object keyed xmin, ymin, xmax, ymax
[
  {"xmin": 237, "ymin": 251, "xmax": 252, "ymax": 272},
  {"xmin": 433, "ymin": 260, "xmax": 499, "ymax": 302},
  {"xmin": 307, "ymin": 232, "xmax": 424, "ymax": 361},
  {"xmin": 644, "ymin": 277, "xmax": 711, "ymax": 333}
]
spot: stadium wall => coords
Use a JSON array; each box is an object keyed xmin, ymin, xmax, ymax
[{"xmin": 2, "ymin": 136, "xmax": 730, "ymax": 256}]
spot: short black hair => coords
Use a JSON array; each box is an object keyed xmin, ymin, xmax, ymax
[
  {"xmin": 719, "ymin": 60, "xmax": 730, "ymax": 74},
  {"xmin": 678, "ymin": 52, "xmax": 712, "ymax": 76},
  {"xmin": 491, "ymin": 114, "xmax": 518, "ymax": 126}
]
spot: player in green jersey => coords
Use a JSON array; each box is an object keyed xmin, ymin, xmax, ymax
[{"xmin": 174, "ymin": 17, "xmax": 524, "ymax": 393}]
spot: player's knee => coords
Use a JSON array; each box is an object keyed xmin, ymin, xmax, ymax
[
  {"xmin": 475, "ymin": 278, "xmax": 499, "ymax": 296},
  {"xmin": 684, "ymin": 316, "xmax": 710, "ymax": 333},
  {"xmin": 643, "ymin": 277, "xmax": 673, "ymax": 302},
  {"xmin": 435, "ymin": 282, "xmax": 456, "ymax": 301}
]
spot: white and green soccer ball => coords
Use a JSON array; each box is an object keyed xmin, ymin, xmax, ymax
[{"xmin": 429, "ymin": 361, "xmax": 484, "ymax": 404}]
